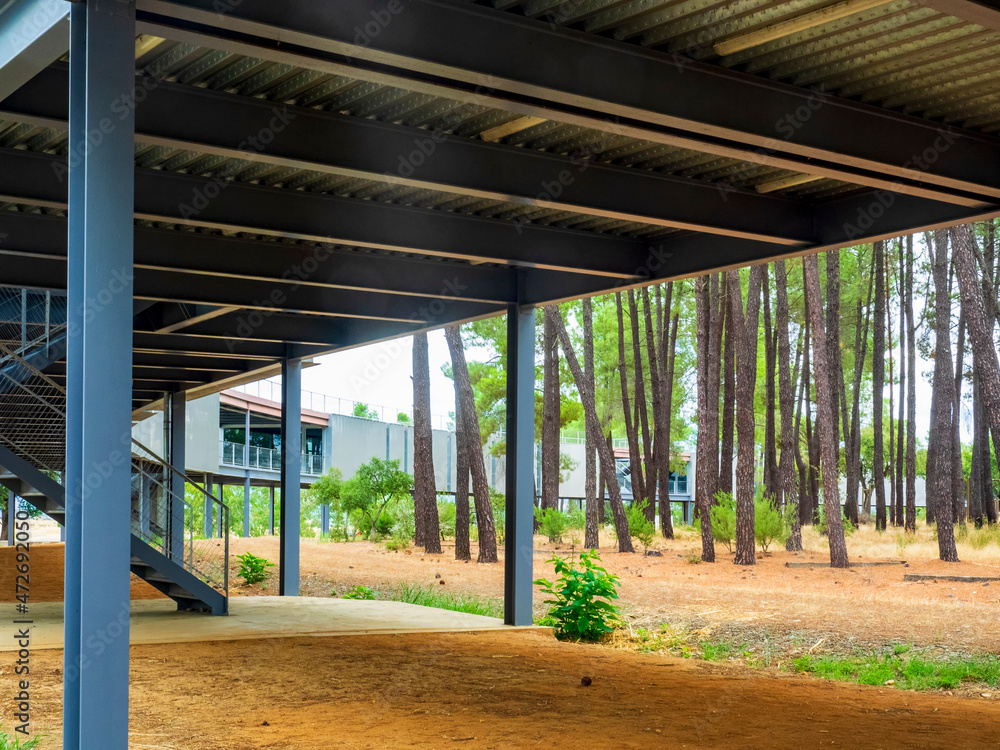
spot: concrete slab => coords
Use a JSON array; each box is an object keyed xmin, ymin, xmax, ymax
[{"xmin": 3, "ymin": 596, "xmax": 529, "ymax": 652}]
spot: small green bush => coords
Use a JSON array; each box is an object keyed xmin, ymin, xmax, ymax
[
  {"xmin": 535, "ymin": 506, "xmax": 569, "ymax": 543},
  {"xmin": 236, "ymin": 552, "xmax": 274, "ymax": 585},
  {"xmin": 754, "ymin": 492, "xmax": 788, "ymax": 553},
  {"xmin": 437, "ymin": 499, "xmax": 457, "ymax": 540},
  {"xmin": 534, "ymin": 550, "xmax": 622, "ymax": 642},
  {"xmin": 384, "ymin": 536, "xmax": 409, "ymax": 552},
  {"xmin": 341, "ymin": 584, "xmax": 378, "ymax": 600},
  {"xmin": 710, "ymin": 492, "xmax": 737, "ymax": 551},
  {"xmin": 626, "ymin": 499, "xmax": 655, "ymax": 549}
]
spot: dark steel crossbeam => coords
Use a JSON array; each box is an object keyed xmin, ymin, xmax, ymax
[
  {"xmin": 0, "ymin": 148, "xmax": 648, "ymax": 277},
  {"xmin": 0, "ymin": 209, "xmax": 520, "ymax": 304},
  {"xmin": 136, "ymin": 0, "xmax": 1000, "ymax": 205},
  {"xmin": 2, "ymin": 65, "xmax": 816, "ymax": 246}
]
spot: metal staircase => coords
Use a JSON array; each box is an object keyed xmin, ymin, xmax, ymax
[{"xmin": 0, "ymin": 286, "xmax": 229, "ymax": 614}]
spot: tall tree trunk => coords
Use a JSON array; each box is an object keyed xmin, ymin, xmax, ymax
[
  {"xmin": 928, "ymin": 231, "xmax": 959, "ymax": 562},
  {"xmin": 695, "ymin": 275, "xmax": 717, "ymax": 562},
  {"xmin": 616, "ymin": 293, "xmax": 646, "ymax": 508},
  {"xmin": 799, "ymin": 300, "xmax": 814, "ymax": 528},
  {"xmin": 582, "ymin": 298, "xmax": 600, "ymax": 549},
  {"xmin": 629, "ymin": 289, "xmax": 654, "ymax": 519},
  {"xmin": 643, "ymin": 287, "xmax": 667, "ymax": 536},
  {"xmin": 660, "ymin": 292, "xmax": 681, "ymax": 539},
  {"xmin": 905, "ymin": 234, "xmax": 918, "ymax": 532},
  {"xmin": 548, "ymin": 306, "xmax": 633, "ymax": 553},
  {"xmin": 896, "ymin": 241, "xmax": 906, "ymax": 527},
  {"xmin": 887, "ymin": 250, "xmax": 897, "ymax": 527},
  {"xmin": 873, "ymin": 240, "xmax": 887, "ymax": 531},
  {"xmin": 453, "ymin": 371, "xmax": 471, "ymax": 561},
  {"xmin": 729, "ymin": 266, "xmax": 764, "ymax": 565},
  {"xmin": 952, "ymin": 311, "xmax": 967, "ymax": 524},
  {"xmin": 846, "ymin": 251, "xmax": 875, "ymax": 526},
  {"xmin": 709, "ymin": 275, "xmax": 723, "ymax": 493},
  {"xmin": 762, "ymin": 268, "xmax": 779, "ymax": 499},
  {"xmin": 776, "ymin": 262, "xmax": 802, "ymax": 551},
  {"xmin": 803, "ymin": 254, "xmax": 851, "ymax": 569},
  {"xmin": 825, "ymin": 251, "xmax": 843, "ymax": 497},
  {"xmin": 444, "ymin": 325, "xmax": 498, "ymax": 563},
  {"xmin": 719, "ymin": 287, "xmax": 736, "ymax": 497},
  {"xmin": 541, "ymin": 308, "xmax": 560, "ymax": 512},
  {"xmin": 412, "ymin": 333, "xmax": 441, "ymax": 552},
  {"xmin": 953, "ymin": 223, "xmax": 1000, "ymax": 530}
]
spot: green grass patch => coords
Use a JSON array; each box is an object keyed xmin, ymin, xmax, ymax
[
  {"xmin": 393, "ymin": 582, "xmax": 504, "ymax": 619},
  {"xmin": 793, "ymin": 650, "xmax": 1000, "ymax": 691}
]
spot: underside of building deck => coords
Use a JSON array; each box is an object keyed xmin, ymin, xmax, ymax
[{"xmin": 4, "ymin": 0, "xmax": 1000, "ymax": 745}]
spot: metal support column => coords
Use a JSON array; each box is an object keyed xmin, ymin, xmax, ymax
[
  {"xmin": 169, "ymin": 392, "xmax": 186, "ymax": 560},
  {"xmin": 244, "ymin": 408, "xmax": 251, "ymax": 537},
  {"xmin": 280, "ymin": 357, "xmax": 301, "ymax": 596},
  {"xmin": 64, "ymin": 2, "xmax": 136, "ymax": 747},
  {"xmin": 269, "ymin": 485, "xmax": 275, "ymax": 536},
  {"xmin": 321, "ymin": 504, "xmax": 329, "ymax": 536},
  {"xmin": 218, "ymin": 484, "xmax": 225, "ymax": 537},
  {"xmin": 203, "ymin": 471, "xmax": 214, "ymax": 538},
  {"xmin": 6, "ymin": 499, "xmax": 14, "ymax": 545},
  {"xmin": 504, "ymin": 274, "xmax": 536, "ymax": 626}
]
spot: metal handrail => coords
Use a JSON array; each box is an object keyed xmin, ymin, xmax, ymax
[{"xmin": 132, "ymin": 438, "xmax": 229, "ymax": 602}]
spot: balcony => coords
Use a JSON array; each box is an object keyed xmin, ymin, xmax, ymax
[{"xmin": 220, "ymin": 441, "xmax": 324, "ymax": 476}]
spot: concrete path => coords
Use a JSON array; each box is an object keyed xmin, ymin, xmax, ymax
[{"xmin": 2, "ymin": 596, "xmax": 522, "ymax": 651}]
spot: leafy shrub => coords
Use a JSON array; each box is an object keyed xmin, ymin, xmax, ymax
[
  {"xmin": 384, "ymin": 536, "xmax": 409, "ymax": 552},
  {"xmin": 341, "ymin": 584, "xmax": 378, "ymax": 600},
  {"xmin": 566, "ymin": 506, "xmax": 586, "ymax": 530},
  {"xmin": 236, "ymin": 552, "xmax": 274, "ymax": 585},
  {"xmin": 626, "ymin": 499, "xmax": 656, "ymax": 548},
  {"xmin": 710, "ymin": 492, "xmax": 737, "ymax": 551},
  {"xmin": 754, "ymin": 492, "xmax": 788, "ymax": 553},
  {"xmin": 535, "ymin": 506, "xmax": 569, "ymax": 543},
  {"xmin": 490, "ymin": 489, "xmax": 506, "ymax": 544},
  {"xmin": 437, "ymin": 499, "xmax": 457, "ymax": 540},
  {"xmin": 533, "ymin": 550, "xmax": 622, "ymax": 642}
]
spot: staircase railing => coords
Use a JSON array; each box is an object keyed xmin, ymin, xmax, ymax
[{"xmin": 131, "ymin": 439, "xmax": 229, "ymax": 602}]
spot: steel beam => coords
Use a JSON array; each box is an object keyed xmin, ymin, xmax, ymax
[
  {"xmin": 4, "ymin": 65, "xmax": 816, "ymax": 245},
  {"xmin": 504, "ymin": 273, "xmax": 535, "ymax": 626},
  {"xmin": 0, "ymin": 147, "xmax": 649, "ymax": 278},
  {"xmin": 0, "ymin": 0, "xmax": 69, "ymax": 101},
  {"xmin": 136, "ymin": 0, "xmax": 1000, "ymax": 205},
  {"xmin": 0, "ymin": 209, "xmax": 522, "ymax": 304},
  {"xmin": 64, "ymin": 2, "xmax": 135, "ymax": 749},
  {"xmin": 279, "ymin": 356, "xmax": 301, "ymax": 596},
  {"xmin": 0, "ymin": 250, "xmax": 506, "ymax": 324}
]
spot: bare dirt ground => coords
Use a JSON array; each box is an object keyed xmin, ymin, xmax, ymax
[
  {"xmin": 7, "ymin": 524, "xmax": 1000, "ymax": 748},
  {"xmin": 17, "ymin": 630, "xmax": 1000, "ymax": 749},
  {"xmin": 229, "ymin": 524, "xmax": 1000, "ymax": 657}
]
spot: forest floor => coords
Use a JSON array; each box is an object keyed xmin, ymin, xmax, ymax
[
  {"xmin": 225, "ymin": 523, "xmax": 1000, "ymax": 664},
  {"xmin": 18, "ymin": 629, "xmax": 1000, "ymax": 749}
]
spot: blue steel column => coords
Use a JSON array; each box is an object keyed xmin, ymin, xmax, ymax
[
  {"xmin": 269, "ymin": 485, "xmax": 275, "ymax": 536},
  {"xmin": 169, "ymin": 392, "xmax": 186, "ymax": 560},
  {"xmin": 65, "ymin": 1, "xmax": 135, "ymax": 747},
  {"xmin": 203, "ymin": 471, "xmax": 214, "ymax": 538},
  {"xmin": 504, "ymin": 274, "xmax": 536, "ymax": 626},
  {"xmin": 280, "ymin": 357, "xmax": 301, "ymax": 595},
  {"xmin": 243, "ymin": 408, "xmax": 251, "ymax": 537}
]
